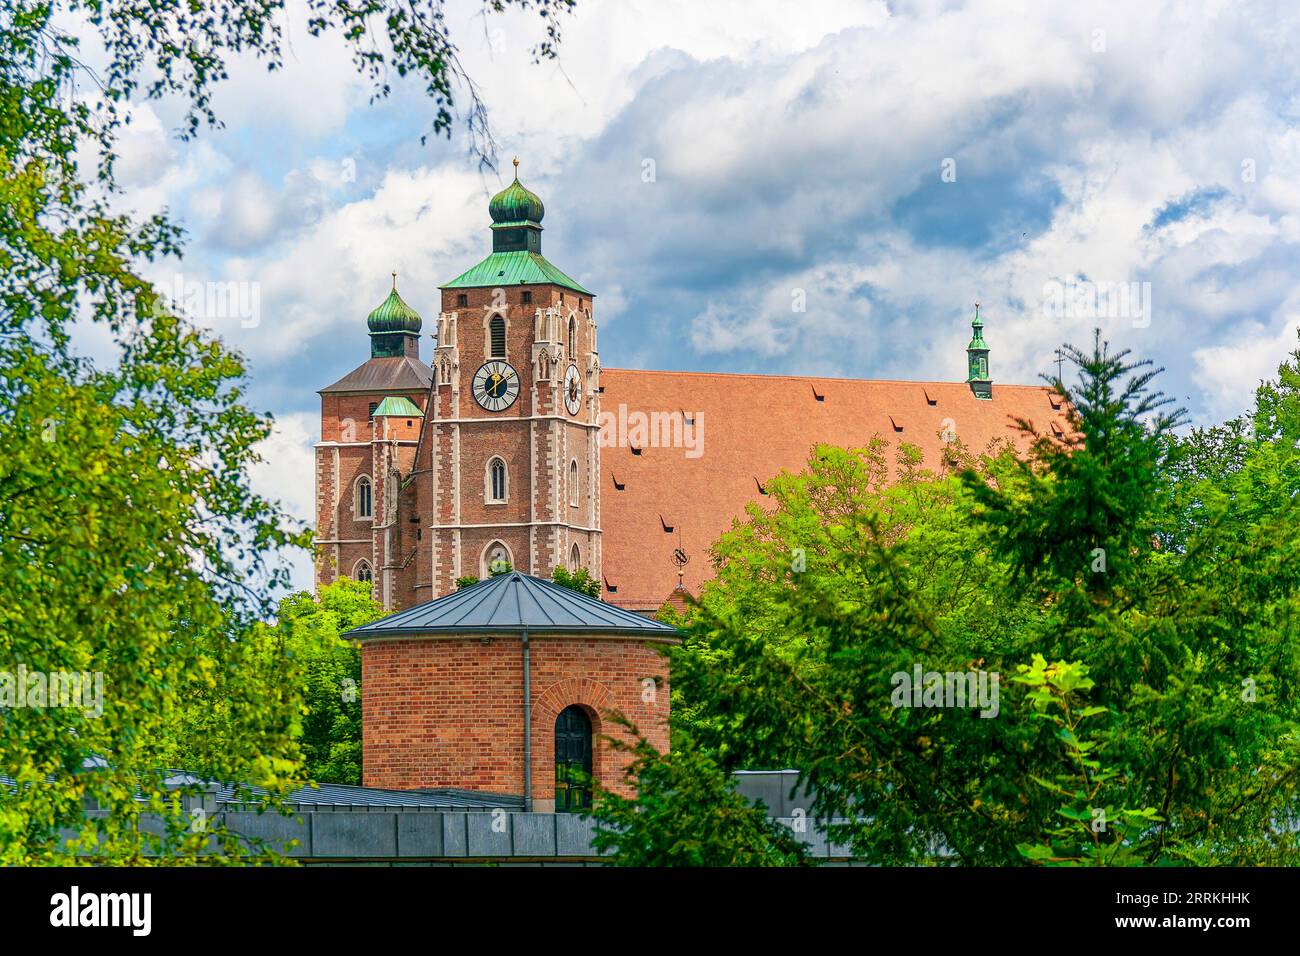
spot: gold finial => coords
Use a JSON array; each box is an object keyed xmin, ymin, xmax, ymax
[
  {"xmin": 392, "ymin": 271, "xmax": 397, "ymax": 291},
  {"xmin": 512, "ymin": 156, "xmax": 520, "ymax": 179}
]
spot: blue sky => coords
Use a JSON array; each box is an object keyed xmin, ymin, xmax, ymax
[{"xmin": 88, "ymin": 0, "xmax": 1300, "ymax": 591}]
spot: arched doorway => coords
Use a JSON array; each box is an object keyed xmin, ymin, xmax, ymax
[{"xmin": 554, "ymin": 705, "xmax": 592, "ymax": 812}]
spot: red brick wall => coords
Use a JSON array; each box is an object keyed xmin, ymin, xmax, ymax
[
  {"xmin": 360, "ymin": 634, "xmax": 671, "ymax": 809},
  {"xmin": 315, "ymin": 388, "xmax": 427, "ymax": 599}
]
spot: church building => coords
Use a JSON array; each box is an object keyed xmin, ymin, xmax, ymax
[
  {"xmin": 314, "ymin": 160, "xmax": 1063, "ymax": 615},
  {"xmin": 315, "ymin": 162, "xmax": 1065, "ymax": 807}
]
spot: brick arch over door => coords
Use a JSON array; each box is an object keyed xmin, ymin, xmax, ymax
[{"xmin": 532, "ymin": 676, "xmax": 616, "ymax": 807}]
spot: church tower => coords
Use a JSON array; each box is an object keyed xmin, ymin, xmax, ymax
[
  {"xmin": 315, "ymin": 277, "xmax": 432, "ymax": 604},
  {"xmin": 415, "ymin": 159, "xmax": 602, "ymax": 599}
]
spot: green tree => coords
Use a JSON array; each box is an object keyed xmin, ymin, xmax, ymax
[
  {"xmin": 624, "ymin": 333, "xmax": 1300, "ymax": 866},
  {"xmin": 1012, "ymin": 656, "xmax": 1161, "ymax": 866},
  {"xmin": 551, "ymin": 565, "xmax": 600, "ymax": 597},
  {"xmin": 590, "ymin": 719, "xmax": 809, "ymax": 867},
  {"xmin": 272, "ymin": 579, "xmax": 384, "ymax": 786},
  {"xmin": 1, "ymin": 0, "xmax": 574, "ymax": 862}
]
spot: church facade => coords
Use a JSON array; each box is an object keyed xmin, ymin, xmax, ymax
[{"xmin": 314, "ymin": 163, "xmax": 1064, "ymax": 614}]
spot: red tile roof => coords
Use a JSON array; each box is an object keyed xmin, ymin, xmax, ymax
[{"xmin": 598, "ymin": 369, "xmax": 1062, "ymax": 611}]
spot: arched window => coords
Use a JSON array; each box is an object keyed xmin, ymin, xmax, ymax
[
  {"xmin": 354, "ymin": 560, "xmax": 373, "ymax": 584},
  {"xmin": 482, "ymin": 540, "xmax": 512, "ymax": 577},
  {"xmin": 555, "ymin": 705, "xmax": 593, "ymax": 812},
  {"xmin": 568, "ymin": 459, "xmax": 579, "ymax": 507},
  {"xmin": 355, "ymin": 475, "xmax": 372, "ymax": 519},
  {"xmin": 489, "ymin": 315, "xmax": 506, "ymax": 358},
  {"xmin": 567, "ymin": 313, "xmax": 577, "ymax": 360},
  {"xmin": 570, "ymin": 543, "xmax": 581, "ymax": 569},
  {"xmin": 486, "ymin": 457, "xmax": 507, "ymax": 503}
]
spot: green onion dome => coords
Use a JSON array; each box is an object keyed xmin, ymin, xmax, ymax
[
  {"xmin": 367, "ymin": 278, "xmax": 422, "ymax": 336},
  {"xmin": 488, "ymin": 157, "xmax": 545, "ymax": 224}
]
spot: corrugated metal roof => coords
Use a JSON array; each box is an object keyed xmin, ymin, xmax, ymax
[
  {"xmin": 441, "ymin": 251, "xmax": 591, "ymax": 295},
  {"xmin": 319, "ymin": 356, "xmax": 433, "ymax": 394},
  {"xmin": 221, "ymin": 781, "xmax": 523, "ymax": 811},
  {"xmin": 4, "ymin": 769, "xmax": 520, "ymax": 811},
  {"xmin": 343, "ymin": 572, "xmax": 679, "ymax": 639}
]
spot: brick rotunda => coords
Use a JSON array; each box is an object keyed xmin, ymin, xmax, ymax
[{"xmin": 343, "ymin": 571, "xmax": 678, "ymax": 812}]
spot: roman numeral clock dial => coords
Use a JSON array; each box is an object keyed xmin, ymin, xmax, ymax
[
  {"xmin": 564, "ymin": 363, "xmax": 583, "ymax": 415},
  {"xmin": 472, "ymin": 361, "xmax": 520, "ymax": 412}
]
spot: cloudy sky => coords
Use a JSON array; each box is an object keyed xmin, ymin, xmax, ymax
[{"xmin": 94, "ymin": 0, "xmax": 1300, "ymax": 591}]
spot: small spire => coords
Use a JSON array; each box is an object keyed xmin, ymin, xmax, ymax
[
  {"xmin": 966, "ymin": 302, "xmax": 992, "ymax": 399},
  {"xmin": 512, "ymin": 156, "xmax": 520, "ymax": 180},
  {"xmin": 391, "ymin": 271, "xmax": 397, "ymax": 292}
]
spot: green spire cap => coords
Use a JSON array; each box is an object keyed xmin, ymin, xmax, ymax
[
  {"xmin": 488, "ymin": 157, "xmax": 545, "ymax": 225},
  {"xmin": 368, "ymin": 274, "xmax": 422, "ymax": 336},
  {"xmin": 967, "ymin": 302, "xmax": 987, "ymax": 349}
]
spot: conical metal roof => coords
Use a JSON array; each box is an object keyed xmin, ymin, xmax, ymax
[{"xmin": 342, "ymin": 572, "xmax": 680, "ymax": 640}]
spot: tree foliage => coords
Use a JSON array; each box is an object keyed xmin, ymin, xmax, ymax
[
  {"xmin": 1, "ymin": 0, "xmax": 570, "ymax": 862},
  {"xmin": 600, "ymin": 332, "xmax": 1300, "ymax": 866},
  {"xmin": 590, "ymin": 718, "xmax": 809, "ymax": 867},
  {"xmin": 551, "ymin": 564, "xmax": 600, "ymax": 597},
  {"xmin": 269, "ymin": 579, "xmax": 383, "ymax": 786}
]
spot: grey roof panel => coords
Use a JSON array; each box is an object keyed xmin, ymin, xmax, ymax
[
  {"xmin": 217, "ymin": 780, "xmax": 523, "ymax": 810},
  {"xmin": 319, "ymin": 355, "xmax": 433, "ymax": 394},
  {"xmin": 343, "ymin": 572, "xmax": 679, "ymax": 639}
]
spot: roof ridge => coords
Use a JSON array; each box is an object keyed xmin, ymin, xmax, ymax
[
  {"xmin": 520, "ymin": 576, "xmax": 557, "ymax": 627},
  {"xmin": 601, "ymin": 367, "xmax": 1051, "ymax": 390},
  {"xmin": 342, "ymin": 572, "xmax": 677, "ymax": 638}
]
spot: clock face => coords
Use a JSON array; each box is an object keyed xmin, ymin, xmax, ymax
[
  {"xmin": 472, "ymin": 361, "xmax": 520, "ymax": 412},
  {"xmin": 564, "ymin": 364, "xmax": 582, "ymax": 415}
]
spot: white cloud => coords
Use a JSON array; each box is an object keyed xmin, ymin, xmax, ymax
[
  {"xmin": 85, "ymin": 0, "xmax": 1300, "ymax": 591},
  {"xmin": 1193, "ymin": 307, "xmax": 1300, "ymax": 423},
  {"xmin": 249, "ymin": 411, "xmax": 319, "ymax": 525}
]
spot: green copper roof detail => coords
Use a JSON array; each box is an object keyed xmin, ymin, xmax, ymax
[
  {"xmin": 441, "ymin": 250, "xmax": 592, "ymax": 295},
  {"xmin": 372, "ymin": 395, "xmax": 423, "ymax": 417},
  {"xmin": 488, "ymin": 158, "xmax": 545, "ymax": 224},
  {"xmin": 445, "ymin": 159, "xmax": 590, "ymax": 295},
  {"xmin": 368, "ymin": 279, "xmax": 422, "ymax": 336},
  {"xmin": 966, "ymin": 303, "xmax": 992, "ymax": 398},
  {"xmin": 967, "ymin": 303, "xmax": 988, "ymax": 350}
]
